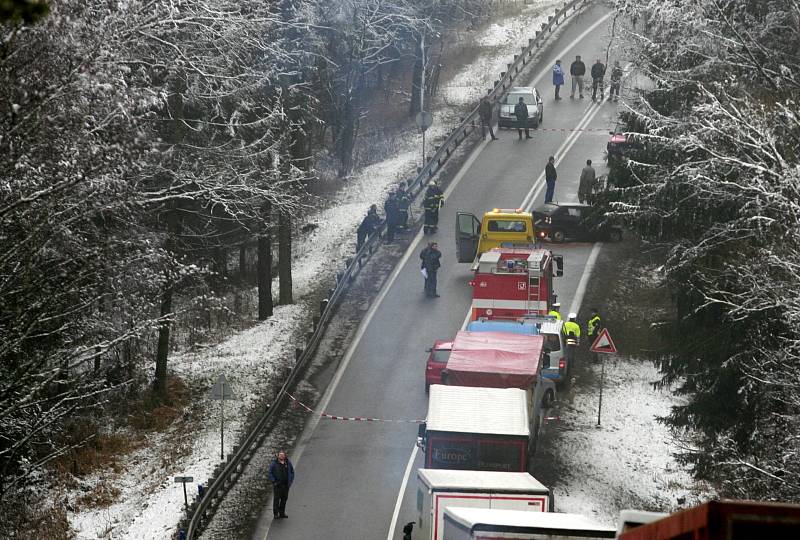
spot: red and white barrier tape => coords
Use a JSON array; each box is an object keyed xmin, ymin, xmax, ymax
[{"xmin": 287, "ymin": 393, "xmax": 425, "ymax": 424}]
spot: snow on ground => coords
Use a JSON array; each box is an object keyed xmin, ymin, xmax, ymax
[
  {"xmin": 442, "ymin": 0, "xmax": 558, "ymax": 106},
  {"xmin": 64, "ymin": 3, "xmax": 564, "ymax": 539},
  {"xmin": 554, "ymin": 357, "xmax": 711, "ymax": 524}
]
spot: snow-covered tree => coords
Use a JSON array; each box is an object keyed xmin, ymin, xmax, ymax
[{"xmin": 603, "ymin": 0, "xmax": 800, "ymax": 500}]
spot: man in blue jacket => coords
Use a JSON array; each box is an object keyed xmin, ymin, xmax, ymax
[
  {"xmin": 552, "ymin": 59, "xmax": 565, "ymax": 100},
  {"xmin": 268, "ymin": 450, "xmax": 295, "ymax": 519}
]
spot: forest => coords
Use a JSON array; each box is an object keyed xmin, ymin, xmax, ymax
[
  {"xmin": 606, "ymin": 0, "xmax": 800, "ymax": 501},
  {"xmin": 0, "ymin": 0, "xmax": 488, "ymax": 529}
]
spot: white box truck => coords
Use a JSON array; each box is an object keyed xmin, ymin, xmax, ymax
[
  {"xmin": 416, "ymin": 469, "xmax": 551, "ymax": 540},
  {"xmin": 442, "ymin": 507, "xmax": 617, "ymax": 539}
]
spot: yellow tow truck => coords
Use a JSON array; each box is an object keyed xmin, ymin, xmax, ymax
[{"xmin": 455, "ymin": 208, "xmax": 536, "ymax": 263}]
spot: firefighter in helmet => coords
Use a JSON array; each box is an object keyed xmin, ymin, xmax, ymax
[
  {"xmin": 422, "ymin": 180, "xmax": 444, "ymax": 234},
  {"xmin": 548, "ymin": 301, "xmax": 562, "ymax": 320},
  {"xmin": 562, "ymin": 313, "xmax": 581, "ymax": 343}
]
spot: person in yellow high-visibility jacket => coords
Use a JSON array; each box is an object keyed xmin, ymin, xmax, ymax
[
  {"xmin": 562, "ymin": 313, "xmax": 581, "ymax": 343},
  {"xmin": 547, "ymin": 301, "xmax": 562, "ymax": 320},
  {"xmin": 587, "ymin": 308, "xmax": 602, "ymax": 343}
]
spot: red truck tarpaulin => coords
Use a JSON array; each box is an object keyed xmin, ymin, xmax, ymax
[{"xmin": 446, "ymin": 331, "xmax": 543, "ymax": 388}]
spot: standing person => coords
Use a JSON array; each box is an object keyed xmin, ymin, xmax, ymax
[
  {"xmin": 420, "ymin": 241, "xmax": 442, "ymax": 298},
  {"xmin": 396, "ymin": 182, "xmax": 411, "ymax": 229},
  {"xmin": 591, "ymin": 58, "xmax": 606, "ymax": 101},
  {"xmin": 544, "ymin": 156, "xmax": 557, "ymax": 204},
  {"xmin": 578, "ymin": 159, "xmax": 596, "ymax": 204},
  {"xmin": 268, "ymin": 450, "xmax": 295, "ymax": 519},
  {"xmin": 514, "ymin": 96, "xmax": 531, "ymax": 140},
  {"xmin": 479, "ymin": 97, "xmax": 498, "ymax": 141},
  {"xmin": 569, "ymin": 55, "xmax": 586, "ymax": 99},
  {"xmin": 422, "ymin": 181, "xmax": 444, "ymax": 234},
  {"xmin": 548, "ymin": 301, "xmax": 562, "ymax": 320},
  {"xmin": 562, "ymin": 313, "xmax": 581, "ymax": 342},
  {"xmin": 356, "ymin": 204, "xmax": 380, "ymax": 251},
  {"xmin": 608, "ymin": 60, "xmax": 623, "ymax": 102},
  {"xmin": 384, "ymin": 191, "xmax": 399, "ymax": 242},
  {"xmin": 552, "ymin": 59, "xmax": 565, "ymax": 100}
]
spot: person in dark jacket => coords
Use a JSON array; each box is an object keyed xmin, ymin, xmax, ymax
[
  {"xmin": 396, "ymin": 181, "xmax": 411, "ymax": 229},
  {"xmin": 608, "ymin": 60, "xmax": 623, "ymax": 101},
  {"xmin": 479, "ymin": 97, "xmax": 497, "ymax": 141},
  {"xmin": 544, "ymin": 156, "xmax": 557, "ymax": 204},
  {"xmin": 384, "ymin": 191, "xmax": 399, "ymax": 242},
  {"xmin": 422, "ymin": 181, "xmax": 444, "ymax": 234},
  {"xmin": 356, "ymin": 204, "xmax": 381, "ymax": 251},
  {"xmin": 268, "ymin": 450, "xmax": 295, "ymax": 519},
  {"xmin": 591, "ymin": 59, "xmax": 606, "ymax": 101},
  {"xmin": 513, "ymin": 97, "xmax": 531, "ymax": 140},
  {"xmin": 569, "ymin": 55, "xmax": 586, "ymax": 99},
  {"xmin": 420, "ymin": 241, "xmax": 442, "ymax": 298}
]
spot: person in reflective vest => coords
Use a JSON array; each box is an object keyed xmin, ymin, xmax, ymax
[
  {"xmin": 562, "ymin": 312, "xmax": 581, "ymax": 343},
  {"xmin": 547, "ymin": 301, "xmax": 562, "ymax": 320},
  {"xmin": 587, "ymin": 308, "xmax": 602, "ymax": 342}
]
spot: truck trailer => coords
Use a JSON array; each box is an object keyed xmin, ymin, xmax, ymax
[
  {"xmin": 418, "ymin": 385, "xmax": 530, "ymax": 472},
  {"xmin": 442, "ymin": 507, "xmax": 616, "ymax": 539},
  {"xmin": 415, "ymin": 469, "xmax": 551, "ymax": 540}
]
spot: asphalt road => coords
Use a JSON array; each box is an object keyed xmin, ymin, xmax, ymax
[{"xmin": 262, "ymin": 5, "xmax": 620, "ymax": 539}]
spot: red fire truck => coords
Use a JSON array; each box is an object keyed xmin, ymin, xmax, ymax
[{"xmin": 468, "ymin": 248, "xmax": 563, "ymax": 322}]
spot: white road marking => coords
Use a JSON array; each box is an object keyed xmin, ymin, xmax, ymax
[
  {"xmin": 520, "ymin": 102, "xmax": 603, "ymax": 211},
  {"xmin": 386, "ymin": 446, "xmax": 419, "ymax": 539},
  {"xmin": 385, "ymin": 11, "xmax": 616, "ymax": 540},
  {"xmin": 568, "ymin": 242, "xmax": 602, "ymax": 316}
]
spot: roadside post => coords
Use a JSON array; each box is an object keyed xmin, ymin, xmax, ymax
[
  {"xmin": 209, "ymin": 374, "xmax": 235, "ymax": 461},
  {"xmin": 174, "ymin": 476, "xmax": 194, "ymax": 509},
  {"xmin": 416, "ymin": 111, "xmax": 433, "ymax": 166},
  {"xmin": 589, "ymin": 328, "xmax": 618, "ymax": 427}
]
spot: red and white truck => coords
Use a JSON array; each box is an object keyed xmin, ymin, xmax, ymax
[
  {"xmin": 418, "ymin": 385, "xmax": 531, "ymax": 472},
  {"xmin": 415, "ymin": 469, "xmax": 551, "ymax": 540},
  {"xmin": 442, "ymin": 507, "xmax": 616, "ymax": 540},
  {"xmin": 468, "ymin": 248, "xmax": 563, "ymax": 322}
]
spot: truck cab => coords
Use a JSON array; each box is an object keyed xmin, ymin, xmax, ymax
[{"xmin": 455, "ymin": 209, "xmax": 535, "ymax": 263}]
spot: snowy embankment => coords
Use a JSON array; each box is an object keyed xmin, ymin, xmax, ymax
[
  {"xmin": 66, "ymin": 2, "xmax": 556, "ymax": 538},
  {"xmin": 554, "ymin": 358, "xmax": 708, "ymax": 524}
]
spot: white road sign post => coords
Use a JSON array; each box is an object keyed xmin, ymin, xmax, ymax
[
  {"xmin": 209, "ymin": 374, "xmax": 235, "ymax": 461},
  {"xmin": 174, "ymin": 476, "xmax": 194, "ymax": 508},
  {"xmin": 589, "ymin": 328, "xmax": 617, "ymax": 427}
]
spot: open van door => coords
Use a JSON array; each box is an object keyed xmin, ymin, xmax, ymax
[{"xmin": 455, "ymin": 212, "xmax": 481, "ymax": 263}]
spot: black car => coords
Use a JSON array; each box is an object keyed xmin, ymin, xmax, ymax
[{"xmin": 533, "ymin": 202, "xmax": 622, "ymax": 243}]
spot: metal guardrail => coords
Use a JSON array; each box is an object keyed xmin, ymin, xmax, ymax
[{"xmin": 183, "ymin": 1, "xmax": 590, "ymax": 537}]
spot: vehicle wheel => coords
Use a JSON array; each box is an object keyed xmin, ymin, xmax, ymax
[
  {"xmin": 551, "ymin": 229, "xmax": 566, "ymax": 243},
  {"xmin": 609, "ymin": 229, "xmax": 623, "ymax": 242}
]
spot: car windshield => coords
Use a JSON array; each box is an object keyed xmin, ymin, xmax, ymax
[
  {"xmin": 487, "ymin": 220, "xmax": 527, "ymax": 233},
  {"xmin": 432, "ymin": 349, "xmax": 451, "ymax": 363},
  {"xmin": 507, "ymin": 92, "xmax": 533, "ymax": 104}
]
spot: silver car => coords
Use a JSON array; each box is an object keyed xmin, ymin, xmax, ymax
[{"xmin": 498, "ymin": 86, "xmax": 544, "ymax": 129}]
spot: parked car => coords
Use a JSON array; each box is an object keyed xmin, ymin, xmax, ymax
[
  {"xmin": 425, "ymin": 339, "xmax": 453, "ymax": 392},
  {"xmin": 533, "ymin": 202, "xmax": 623, "ymax": 243},
  {"xmin": 498, "ymin": 87, "xmax": 544, "ymax": 129}
]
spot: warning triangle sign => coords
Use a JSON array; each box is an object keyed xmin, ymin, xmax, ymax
[{"xmin": 590, "ymin": 328, "xmax": 617, "ymax": 354}]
